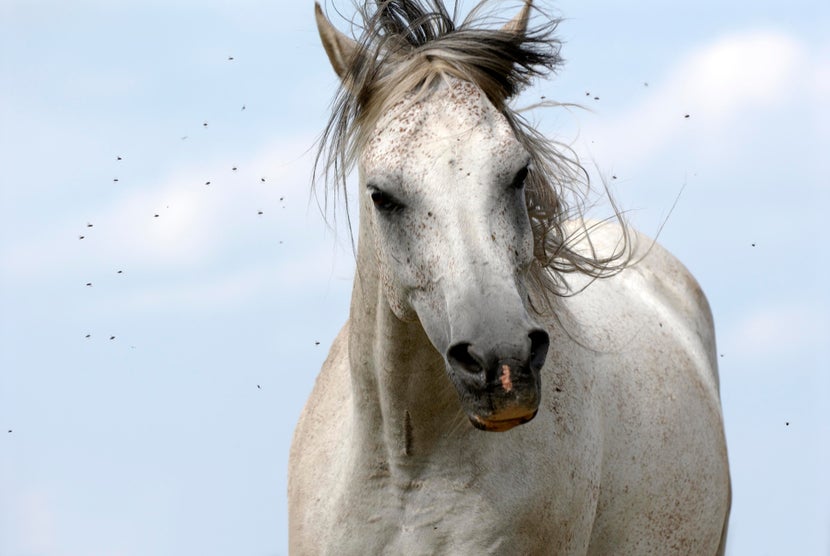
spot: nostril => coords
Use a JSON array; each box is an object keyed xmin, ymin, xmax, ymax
[
  {"xmin": 528, "ymin": 329, "xmax": 550, "ymax": 371},
  {"xmin": 448, "ymin": 342, "xmax": 484, "ymax": 374}
]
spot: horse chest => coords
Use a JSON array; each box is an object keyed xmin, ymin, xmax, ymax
[
  {"xmin": 326, "ymin": 441, "xmax": 599, "ymax": 555},
  {"xmin": 331, "ymin": 483, "xmax": 511, "ymax": 554}
]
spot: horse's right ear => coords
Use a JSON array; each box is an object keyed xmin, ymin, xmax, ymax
[{"xmin": 315, "ymin": 3, "xmax": 360, "ymax": 81}]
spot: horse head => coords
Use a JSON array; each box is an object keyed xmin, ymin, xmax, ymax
[{"xmin": 315, "ymin": 0, "xmax": 553, "ymax": 431}]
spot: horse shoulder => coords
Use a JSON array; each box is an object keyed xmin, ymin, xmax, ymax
[
  {"xmin": 557, "ymin": 221, "xmax": 730, "ymax": 553},
  {"xmin": 627, "ymin": 228, "xmax": 719, "ymax": 384},
  {"xmin": 288, "ymin": 322, "xmax": 352, "ymax": 554},
  {"xmin": 562, "ymin": 220, "xmax": 719, "ymax": 390}
]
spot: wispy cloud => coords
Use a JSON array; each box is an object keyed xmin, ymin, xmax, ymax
[
  {"xmin": 578, "ymin": 30, "xmax": 809, "ymax": 168},
  {"xmin": 1, "ymin": 135, "xmax": 324, "ymax": 278},
  {"xmin": 0, "ymin": 131, "xmax": 361, "ymax": 318}
]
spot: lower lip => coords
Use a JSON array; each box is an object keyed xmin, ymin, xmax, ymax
[{"xmin": 469, "ymin": 411, "xmax": 537, "ymax": 432}]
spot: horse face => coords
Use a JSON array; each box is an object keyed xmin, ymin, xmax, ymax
[{"xmin": 360, "ymin": 78, "xmax": 549, "ymax": 432}]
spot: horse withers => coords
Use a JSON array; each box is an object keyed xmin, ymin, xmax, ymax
[{"xmin": 289, "ymin": 1, "xmax": 730, "ymax": 553}]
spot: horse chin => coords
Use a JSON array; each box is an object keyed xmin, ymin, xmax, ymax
[{"xmin": 468, "ymin": 409, "xmax": 538, "ymax": 432}]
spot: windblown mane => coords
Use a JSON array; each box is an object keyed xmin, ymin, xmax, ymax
[{"xmin": 314, "ymin": 0, "xmax": 629, "ymax": 306}]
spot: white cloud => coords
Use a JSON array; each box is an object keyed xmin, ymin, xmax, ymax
[
  {"xmin": 0, "ymin": 129, "xmax": 361, "ymax": 312},
  {"xmin": 103, "ymin": 136, "xmax": 323, "ymax": 267},
  {"xmin": 0, "ymin": 135, "xmax": 325, "ymax": 278},
  {"xmin": 98, "ymin": 177, "xmax": 223, "ymax": 265},
  {"xmin": 681, "ymin": 31, "xmax": 802, "ymax": 116},
  {"xmin": 579, "ymin": 30, "xmax": 808, "ymax": 168}
]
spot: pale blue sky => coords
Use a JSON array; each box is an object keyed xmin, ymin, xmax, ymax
[{"xmin": 1, "ymin": 1, "xmax": 828, "ymax": 555}]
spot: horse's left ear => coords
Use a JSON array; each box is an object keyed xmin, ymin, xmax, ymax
[
  {"xmin": 501, "ymin": 0, "xmax": 533, "ymax": 36},
  {"xmin": 315, "ymin": 3, "xmax": 361, "ymax": 81}
]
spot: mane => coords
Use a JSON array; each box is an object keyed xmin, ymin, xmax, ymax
[{"xmin": 314, "ymin": 0, "xmax": 629, "ymax": 307}]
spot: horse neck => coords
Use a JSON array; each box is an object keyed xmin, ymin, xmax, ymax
[{"xmin": 347, "ymin": 200, "xmax": 467, "ymax": 471}]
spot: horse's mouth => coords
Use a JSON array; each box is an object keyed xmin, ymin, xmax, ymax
[{"xmin": 468, "ymin": 409, "xmax": 537, "ymax": 432}]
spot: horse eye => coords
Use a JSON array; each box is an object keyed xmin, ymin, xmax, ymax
[
  {"xmin": 511, "ymin": 166, "xmax": 529, "ymax": 190},
  {"xmin": 370, "ymin": 189, "xmax": 404, "ymax": 214}
]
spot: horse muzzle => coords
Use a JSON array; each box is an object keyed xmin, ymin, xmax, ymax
[{"xmin": 445, "ymin": 329, "xmax": 549, "ymax": 432}]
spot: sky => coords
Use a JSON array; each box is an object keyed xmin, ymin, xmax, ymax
[{"xmin": 0, "ymin": 0, "xmax": 828, "ymax": 555}]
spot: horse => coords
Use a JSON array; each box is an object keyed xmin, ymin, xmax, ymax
[{"xmin": 289, "ymin": 1, "xmax": 731, "ymax": 553}]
